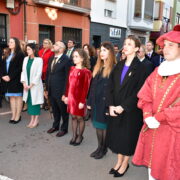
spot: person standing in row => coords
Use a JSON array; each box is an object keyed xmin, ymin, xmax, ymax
[
  {"xmin": 21, "ymin": 43, "xmax": 44, "ymax": 128},
  {"xmin": 46, "ymin": 41, "xmax": 71, "ymax": 137},
  {"xmin": 63, "ymin": 49, "xmax": 92, "ymax": 145},
  {"xmin": 133, "ymin": 24, "xmax": 180, "ymax": 180},
  {"xmin": 38, "ymin": 39, "xmax": 54, "ymax": 81},
  {"xmin": 66, "ymin": 39, "xmax": 76, "ymax": 62},
  {"xmin": 83, "ymin": 44, "xmax": 97, "ymax": 72},
  {"xmin": 87, "ymin": 42, "xmax": 116, "ymax": 159},
  {"xmin": 1, "ymin": 37, "xmax": 25, "ymax": 123},
  {"xmin": 106, "ymin": 35, "xmax": 147, "ymax": 177}
]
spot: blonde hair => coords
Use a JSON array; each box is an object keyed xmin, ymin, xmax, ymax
[
  {"xmin": 93, "ymin": 42, "xmax": 117, "ymax": 78},
  {"xmin": 43, "ymin": 39, "xmax": 53, "ymax": 48}
]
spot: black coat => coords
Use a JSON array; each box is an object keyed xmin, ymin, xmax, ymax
[
  {"xmin": 1, "ymin": 51, "xmax": 25, "ymax": 93},
  {"xmin": 106, "ymin": 57, "xmax": 148, "ymax": 155},
  {"xmin": 140, "ymin": 57, "xmax": 154, "ymax": 76},
  {"xmin": 46, "ymin": 54, "xmax": 71, "ymax": 98},
  {"xmin": 87, "ymin": 71, "xmax": 109, "ymax": 124}
]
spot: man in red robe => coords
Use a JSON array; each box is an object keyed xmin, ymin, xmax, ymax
[{"xmin": 132, "ymin": 25, "xmax": 180, "ymax": 180}]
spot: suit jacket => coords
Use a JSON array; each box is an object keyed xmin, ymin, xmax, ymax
[
  {"xmin": 140, "ymin": 58, "xmax": 154, "ymax": 76},
  {"xmin": 151, "ymin": 55, "xmax": 164, "ymax": 68},
  {"xmin": 65, "ymin": 47, "xmax": 75, "ymax": 65},
  {"xmin": 1, "ymin": 51, "xmax": 25, "ymax": 93},
  {"xmin": 21, "ymin": 56, "xmax": 44, "ymax": 105},
  {"xmin": 46, "ymin": 54, "xmax": 71, "ymax": 98}
]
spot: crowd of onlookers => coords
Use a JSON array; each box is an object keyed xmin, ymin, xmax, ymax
[{"xmin": 0, "ymin": 24, "xmax": 179, "ymax": 180}]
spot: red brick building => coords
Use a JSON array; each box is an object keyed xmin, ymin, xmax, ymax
[{"xmin": 0, "ymin": 0, "xmax": 91, "ymax": 47}]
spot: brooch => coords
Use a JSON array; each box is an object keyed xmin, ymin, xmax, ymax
[{"xmin": 128, "ymin": 72, "xmax": 132, "ymax": 76}]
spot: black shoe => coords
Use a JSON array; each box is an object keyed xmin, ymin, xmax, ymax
[
  {"xmin": 114, "ymin": 164, "xmax": 129, "ymax": 177},
  {"xmin": 73, "ymin": 136, "xmax": 84, "ymax": 146},
  {"xmin": 109, "ymin": 166, "xmax": 121, "ymax": 174},
  {"xmin": 94, "ymin": 148, "xmax": 107, "ymax": 159},
  {"xmin": 13, "ymin": 116, "xmax": 21, "ymax": 124},
  {"xmin": 56, "ymin": 130, "xmax": 68, "ymax": 137},
  {"xmin": 47, "ymin": 128, "xmax": 59, "ymax": 134},
  {"xmin": 69, "ymin": 135, "xmax": 77, "ymax": 145},
  {"xmin": 90, "ymin": 147, "xmax": 101, "ymax": 157},
  {"xmin": 9, "ymin": 120, "xmax": 15, "ymax": 124}
]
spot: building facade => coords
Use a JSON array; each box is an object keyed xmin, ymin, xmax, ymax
[
  {"xmin": 127, "ymin": 0, "xmax": 155, "ymax": 44},
  {"xmin": 0, "ymin": 0, "xmax": 24, "ymax": 48},
  {"xmin": 90, "ymin": 0, "xmax": 127, "ymax": 48},
  {"xmin": 172, "ymin": 0, "xmax": 180, "ymax": 26},
  {"xmin": 150, "ymin": 0, "xmax": 174, "ymax": 44},
  {"xmin": 0, "ymin": 0, "xmax": 91, "ymax": 47}
]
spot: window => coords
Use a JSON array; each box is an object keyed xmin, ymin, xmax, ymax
[
  {"xmin": 0, "ymin": 14, "xmax": 7, "ymax": 46},
  {"xmin": 134, "ymin": 0, "xmax": 142, "ymax": 18},
  {"xmin": 39, "ymin": 25, "xmax": 55, "ymax": 46},
  {"xmin": 154, "ymin": 1, "xmax": 160, "ymax": 20},
  {"xmin": 176, "ymin": 13, "xmax": 180, "ymax": 25},
  {"xmin": 144, "ymin": 0, "xmax": 154, "ymax": 21},
  {"xmin": 63, "ymin": 27, "xmax": 82, "ymax": 48},
  {"xmin": 104, "ymin": 9, "xmax": 113, "ymax": 17}
]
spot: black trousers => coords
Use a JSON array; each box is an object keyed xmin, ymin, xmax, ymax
[{"xmin": 50, "ymin": 96, "xmax": 69, "ymax": 132}]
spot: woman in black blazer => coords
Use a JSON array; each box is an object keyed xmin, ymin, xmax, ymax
[
  {"xmin": 106, "ymin": 35, "xmax": 147, "ymax": 177},
  {"xmin": 1, "ymin": 37, "xmax": 25, "ymax": 123}
]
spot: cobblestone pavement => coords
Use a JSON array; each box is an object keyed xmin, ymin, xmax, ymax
[{"xmin": 0, "ymin": 101, "xmax": 148, "ymax": 180}]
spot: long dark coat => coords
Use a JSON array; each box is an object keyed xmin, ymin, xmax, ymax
[
  {"xmin": 1, "ymin": 51, "xmax": 25, "ymax": 93},
  {"xmin": 106, "ymin": 57, "xmax": 148, "ymax": 156},
  {"xmin": 87, "ymin": 71, "xmax": 109, "ymax": 124}
]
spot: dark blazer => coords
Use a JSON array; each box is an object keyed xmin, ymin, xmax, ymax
[
  {"xmin": 87, "ymin": 71, "xmax": 109, "ymax": 124},
  {"xmin": 106, "ymin": 57, "xmax": 148, "ymax": 155},
  {"xmin": 1, "ymin": 51, "xmax": 25, "ymax": 93},
  {"xmin": 151, "ymin": 55, "xmax": 164, "ymax": 68},
  {"xmin": 65, "ymin": 47, "xmax": 76, "ymax": 65},
  {"xmin": 140, "ymin": 57, "xmax": 154, "ymax": 76},
  {"xmin": 46, "ymin": 54, "xmax": 71, "ymax": 98}
]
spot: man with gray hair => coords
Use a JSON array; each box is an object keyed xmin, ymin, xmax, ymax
[
  {"xmin": 45, "ymin": 41, "xmax": 71, "ymax": 137},
  {"xmin": 137, "ymin": 45, "xmax": 154, "ymax": 76}
]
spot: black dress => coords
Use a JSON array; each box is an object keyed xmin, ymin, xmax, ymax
[{"xmin": 106, "ymin": 57, "xmax": 148, "ymax": 156}]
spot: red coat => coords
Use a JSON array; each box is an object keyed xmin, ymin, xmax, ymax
[
  {"xmin": 65, "ymin": 66, "xmax": 92, "ymax": 116},
  {"xmin": 132, "ymin": 68, "xmax": 180, "ymax": 180},
  {"xmin": 38, "ymin": 48, "xmax": 54, "ymax": 80}
]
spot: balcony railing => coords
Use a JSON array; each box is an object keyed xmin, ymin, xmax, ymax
[{"xmin": 33, "ymin": 0, "xmax": 91, "ymax": 13}]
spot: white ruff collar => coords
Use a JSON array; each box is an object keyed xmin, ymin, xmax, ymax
[{"xmin": 158, "ymin": 58, "xmax": 180, "ymax": 76}]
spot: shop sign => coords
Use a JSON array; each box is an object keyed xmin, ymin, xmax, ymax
[{"xmin": 109, "ymin": 27, "xmax": 121, "ymax": 38}]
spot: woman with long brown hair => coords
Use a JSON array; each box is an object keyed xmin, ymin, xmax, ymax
[
  {"xmin": 87, "ymin": 42, "xmax": 116, "ymax": 159},
  {"xmin": 1, "ymin": 37, "xmax": 25, "ymax": 123},
  {"xmin": 63, "ymin": 49, "xmax": 92, "ymax": 146}
]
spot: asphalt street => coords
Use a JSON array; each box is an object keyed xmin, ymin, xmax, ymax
[{"xmin": 0, "ymin": 100, "xmax": 148, "ymax": 180}]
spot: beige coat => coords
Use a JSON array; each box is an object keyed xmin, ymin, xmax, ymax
[{"xmin": 21, "ymin": 56, "xmax": 44, "ymax": 105}]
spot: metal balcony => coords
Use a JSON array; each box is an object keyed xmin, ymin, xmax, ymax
[{"xmin": 33, "ymin": 0, "xmax": 91, "ymax": 14}]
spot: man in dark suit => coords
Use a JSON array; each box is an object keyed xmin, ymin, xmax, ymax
[
  {"xmin": 151, "ymin": 47, "xmax": 165, "ymax": 68},
  {"xmin": 65, "ymin": 39, "xmax": 76, "ymax": 63},
  {"xmin": 46, "ymin": 41, "xmax": 71, "ymax": 137},
  {"xmin": 138, "ymin": 45, "xmax": 154, "ymax": 76},
  {"xmin": 145, "ymin": 41, "xmax": 161, "ymax": 68}
]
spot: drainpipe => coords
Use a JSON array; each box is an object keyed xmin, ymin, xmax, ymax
[{"xmin": 23, "ymin": 0, "xmax": 27, "ymax": 42}]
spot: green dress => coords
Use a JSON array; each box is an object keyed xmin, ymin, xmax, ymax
[{"xmin": 27, "ymin": 58, "xmax": 40, "ymax": 115}]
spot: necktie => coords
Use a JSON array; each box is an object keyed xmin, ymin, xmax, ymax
[
  {"xmin": 66, "ymin": 49, "xmax": 71, "ymax": 57},
  {"xmin": 148, "ymin": 53, "xmax": 151, "ymax": 58},
  {"xmin": 51, "ymin": 57, "xmax": 58, "ymax": 72}
]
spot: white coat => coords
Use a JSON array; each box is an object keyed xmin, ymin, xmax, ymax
[{"xmin": 21, "ymin": 56, "xmax": 44, "ymax": 105}]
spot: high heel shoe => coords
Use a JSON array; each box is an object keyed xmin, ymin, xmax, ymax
[
  {"xmin": 109, "ymin": 166, "xmax": 121, "ymax": 174},
  {"xmin": 73, "ymin": 136, "xmax": 84, "ymax": 146},
  {"xmin": 13, "ymin": 116, "xmax": 21, "ymax": 124},
  {"xmin": 9, "ymin": 120, "xmax": 15, "ymax": 124},
  {"xmin": 114, "ymin": 164, "xmax": 129, "ymax": 177},
  {"xmin": 69, "ymin": 135, "xmax": 77, "ymax": 145},
  {"xmin": 30, "ymin": 123, "xmax": 39, "ymax": 128}
]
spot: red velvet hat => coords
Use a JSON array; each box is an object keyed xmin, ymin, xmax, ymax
[{"xmin": 156, "ymin": 24, "xmax": 180, "ymax": 47}]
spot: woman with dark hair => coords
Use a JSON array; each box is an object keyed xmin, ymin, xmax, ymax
[
  {"xmin": 87, "ymin": 41, "xmax": 117, "ymax": 159},
  {"xmin": 1, "ymin": 37, "xmax": 25, "ymax": 123},
  {"xmin": 21, "ymin": 43, "xmax": 44, "ymax": 128},
  {"xmin": 106, "ymin": 35, "xmax": 147, "ymax": 177},
  {"xmin": 83, "ymin": 44, "xmax": 97, "ymax": 71},
  {"xmin": 62, "ymin": 49, "xmax": 92, "ymax": 146}
]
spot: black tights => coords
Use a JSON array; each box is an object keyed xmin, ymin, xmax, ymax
[
  {"xmin": 71, "ymin": 115, "xmax": 85, "ymax": 142},
  {"xmin": 96, "ymin": 128, "xmax": 107, "ymax": 150}
]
